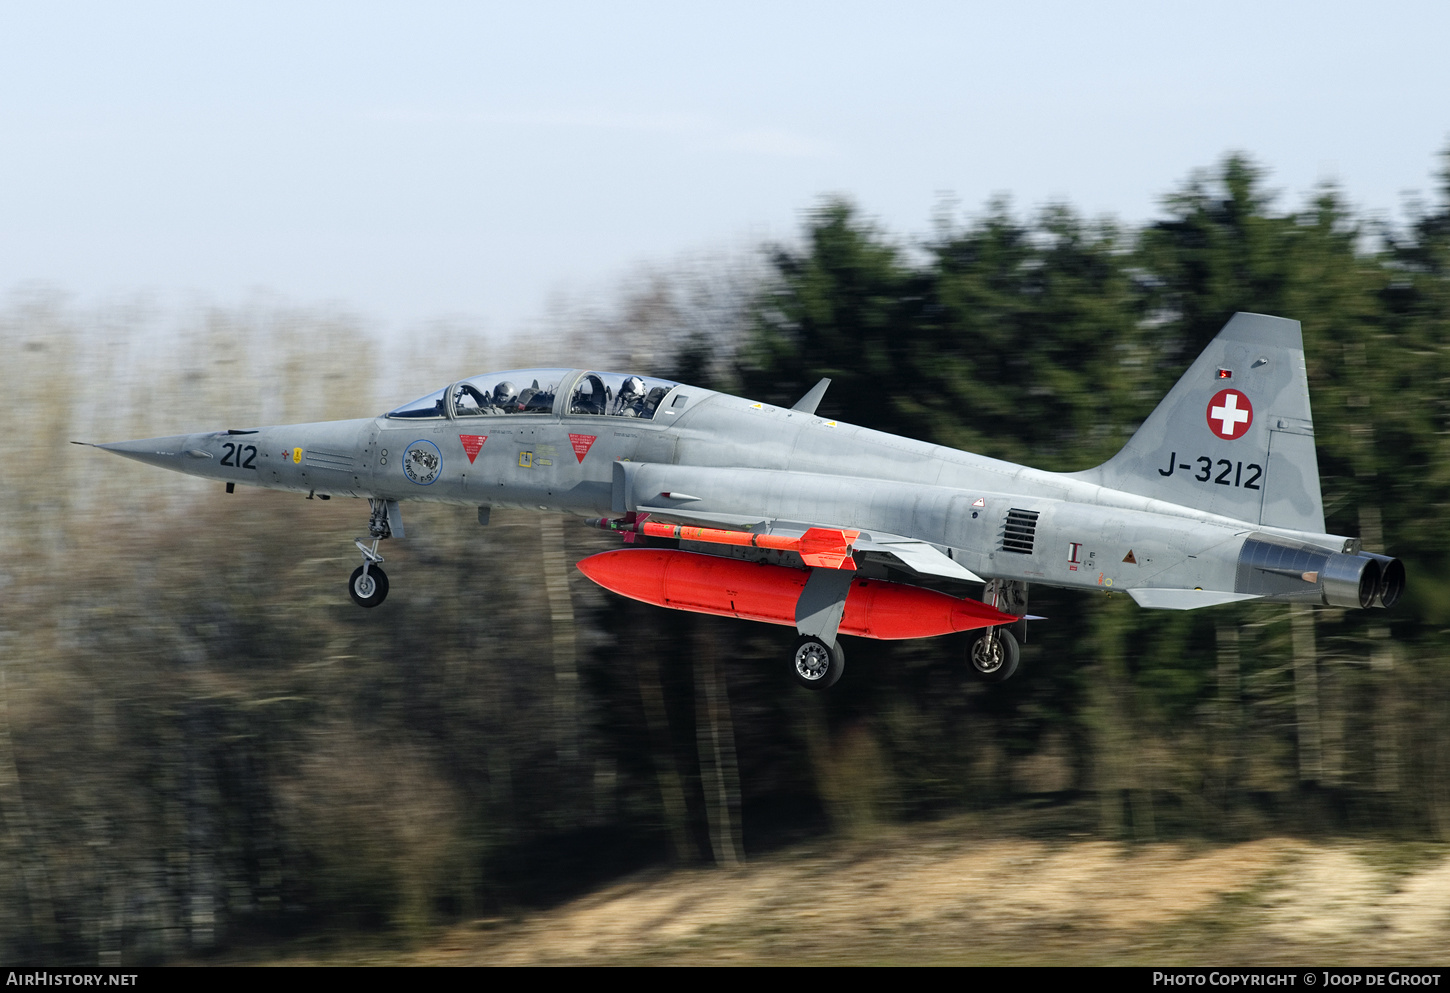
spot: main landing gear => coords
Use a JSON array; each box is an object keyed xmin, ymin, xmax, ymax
[
  {"xmin": 789, "ymin": 567, "xmax": 852, "ymax": 691},
  {"xmin": 348, "ymin": 499, "xmax": 396, "ymax": 608},
  {"xmin": 792, "ymin": 635, "xmax": 845, "ymax": 691},
  {"xmin": 970, "ymin": 579, "xmax": 1027, "ymax": 682},
  {"xmin": 969, "ymin": 627, "xmax": 1019, "ymax": 682}
]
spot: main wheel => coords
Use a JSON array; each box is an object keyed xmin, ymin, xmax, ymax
[
  {"xmin": 349, "ymin": 564, "xmax": 389, "ymax": 608},
  {"xmin": 969, "ymin": 627, "xmax": 1019, "ymax": 682},
  {"xmin": 791, "ymin": 635, "xmax": 845, "ymax": 691}
]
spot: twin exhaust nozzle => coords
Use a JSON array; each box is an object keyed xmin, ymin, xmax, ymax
[
  {"xmin": 1239, "ymin": 539, "xmax": 1404, "ymax": 609},
  {"xmin": 1297, "ymin": 549, "xmax": 1403, "ymax": 609},
  {"xmin": 1352, "ymin": 551, "xmax": 1405, "ymax": 610}
]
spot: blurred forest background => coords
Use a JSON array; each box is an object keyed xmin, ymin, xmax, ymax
[{"xmin": 3, "ymin": 152, "xmax": 1450, "ymax": 964}]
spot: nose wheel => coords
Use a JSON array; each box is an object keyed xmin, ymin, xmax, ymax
[{"xmin": 349, "ymin": 562, "xmax": 389, "ymax": 608}]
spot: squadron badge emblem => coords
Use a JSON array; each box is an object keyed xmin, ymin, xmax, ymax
[{"xmin": 402, "ymin": 440, "xmax": 442, "ymax": 485}]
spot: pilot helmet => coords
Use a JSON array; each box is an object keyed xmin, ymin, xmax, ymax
[
  {"xmin": 620, "ymin": 376, "xmax": 646, "ymax": 401},
  {"xmin": 492, "ymin": 381, "xmax": 517, "ymax": 404}
]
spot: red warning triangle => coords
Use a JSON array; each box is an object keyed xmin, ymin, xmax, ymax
[
  {"xmin": 1123, "ymin": 549, "xmax": 1137, "ymax": 564},
  {"xmin": 569, "ymin": 433, "xmax": 597, "ymax": 462},
  {"xmin": 459, "ymin": 434, "xmax": 487, "ymax": 464}
]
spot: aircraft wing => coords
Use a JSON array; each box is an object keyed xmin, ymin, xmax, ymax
[
  {"xmin": 851, "ymin": 532, "xmax": 984, "ymax": 583},
  {"xmin": 630, "ymin": 502, "xmax": 982, "ymax": 583}
]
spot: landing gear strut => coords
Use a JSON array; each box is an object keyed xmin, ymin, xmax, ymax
[
  {"xmin": 969, "ymin": 579, "xmax": 1027, "ymax": 682},
  {"xmin": 348, "ymin": 499, "xmax": 395, "ymax": 608},
  {"xmin": 790, "ymin": 566, "xmax": 853, "ymax": 691}
]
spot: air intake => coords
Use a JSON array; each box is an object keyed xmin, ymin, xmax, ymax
[{"xmin": 1001, "ymin": 509, "xmax": 1039, "ymax": 555}]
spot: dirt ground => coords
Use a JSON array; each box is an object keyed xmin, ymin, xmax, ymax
[{"xmin": 265, "ymin": 820, "xmax": 1450, "ymax": 966}]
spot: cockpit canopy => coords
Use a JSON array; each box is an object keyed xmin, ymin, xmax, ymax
[
  {"xmin": 567, "ymin": 372, "xmax": 677, "ymax": 418},
  {"xmin": 386, "ymin": 369, "xmax": 683, "ymax": 421}
]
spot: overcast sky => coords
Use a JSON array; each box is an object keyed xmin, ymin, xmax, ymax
[{"xmin": 3, "ymin": 1, "xmax": 1448, "ymax": 336}]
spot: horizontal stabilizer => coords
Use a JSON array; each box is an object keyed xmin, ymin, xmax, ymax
[{"xmin": 1127, "ymin": 588, "xmax": 1263, "ymax": 610}]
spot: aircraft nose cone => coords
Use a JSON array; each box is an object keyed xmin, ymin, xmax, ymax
[
  {"xmin": 97, "ymin": 436, "xmax": 183, "ymax": 454},
  {"xmin": 90, "ymin": 434, "xmax": 204, "ymax": 471}
]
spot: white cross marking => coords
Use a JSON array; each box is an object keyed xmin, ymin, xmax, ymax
[{"xmin": 1210, "ymin": 393, "xmax": 1250, "ymax": 436}]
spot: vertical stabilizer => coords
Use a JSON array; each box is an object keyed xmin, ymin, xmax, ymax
[{"xmin": 1071, "ymin": 313, "xmax": 1325, "ymax": 533}]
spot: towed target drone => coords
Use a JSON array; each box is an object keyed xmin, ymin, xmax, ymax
[{"xmin": 82, "ymin": 314, "xmax": 1403, "ymax": 689}]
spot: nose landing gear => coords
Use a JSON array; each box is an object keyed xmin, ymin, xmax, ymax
[{"xmin": 348, "ymin": 499, "xmax": 398, "ymax": 608}]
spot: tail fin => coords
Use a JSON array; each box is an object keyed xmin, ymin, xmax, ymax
[{"xmin": 1072, "ymin": 312, "xmax": 1325, "ymax": 534}]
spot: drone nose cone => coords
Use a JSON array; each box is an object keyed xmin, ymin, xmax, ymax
[{"xmin": 575, "ymin": 548, "xmax": 666, "ymax": 603}]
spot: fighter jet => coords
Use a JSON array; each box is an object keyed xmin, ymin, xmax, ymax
[{"xmin": 83, "ymin": 312, "xmax": 1403, "ymax": 689}]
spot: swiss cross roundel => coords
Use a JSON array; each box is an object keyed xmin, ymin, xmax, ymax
[{"xmin": 1206, "ymin": 389, "xmax": 1253, "ymax": 440}]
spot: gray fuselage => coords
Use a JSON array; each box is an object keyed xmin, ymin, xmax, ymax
[{"xmin": 101, "ymin": 372, "xmax": 1357, "ymax": 605}]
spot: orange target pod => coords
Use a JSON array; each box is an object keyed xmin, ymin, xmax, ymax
[{"xmin": 576, "ymin": 548, "xmax": 1018, "ymax": 640}]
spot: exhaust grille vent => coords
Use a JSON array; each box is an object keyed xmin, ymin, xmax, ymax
[{"xmin": 1000, "ymin": 508, "xmax": 1040, "ymax": 555}]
